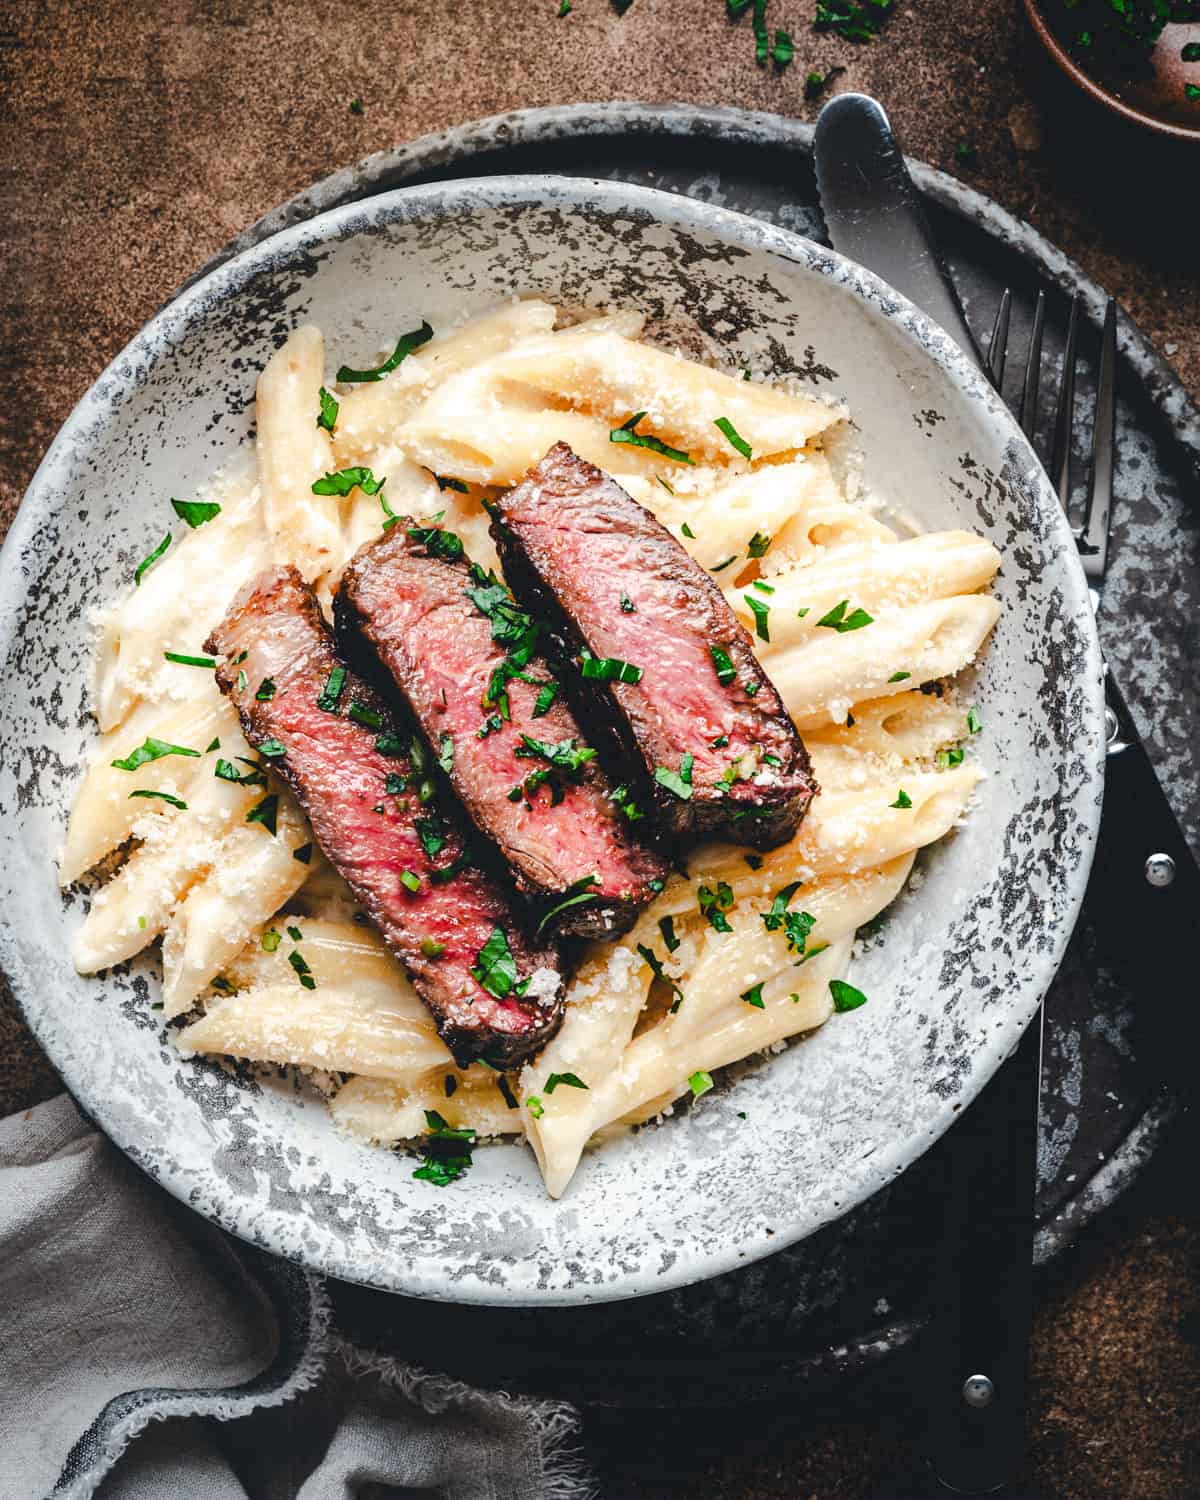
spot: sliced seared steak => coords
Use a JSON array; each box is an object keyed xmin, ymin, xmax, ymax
[
  {"xmin": 205, "ymin": 566, "xmax": 563, "ymax": 1067},
  {"xmin": 336, "ymin": 522, "xmax": 668, "ymax": 938},
  {"xmin": 492, "ymin": 444, "xmax": 816, "ymax": 849}
]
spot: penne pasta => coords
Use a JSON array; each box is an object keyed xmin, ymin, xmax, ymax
[{"xmin": 66, "ymin": 302, "xmax": 1001, "ymax": 1199}]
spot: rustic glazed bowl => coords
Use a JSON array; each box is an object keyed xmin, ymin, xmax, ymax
[
  {"xmin": 0, "ymin": 177, "xmax": 1104, "ymax": 1304},
  {"xmin": 1025, "ymin": 0, "xmax": 1200, "ymax": 143}
]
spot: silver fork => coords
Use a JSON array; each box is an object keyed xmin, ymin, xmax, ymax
[{"xmin": 986, "ymin": 288, "xmax": 1116, "ymax": 591}]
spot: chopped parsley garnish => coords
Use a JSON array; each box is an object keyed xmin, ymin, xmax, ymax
[
  {"xmin": 336, "ymin": 322, "xmax": 433, "ymax": 383},
  {"xmin": 830, "ymin": 978, "xmax": 868, "ymax": 1012},
  {"xmin": 740, "ymin": 981, "xmax": 766, "ymax": 1009},
  {"xmin": 580, "ymin": 650, "xmax": 643, "ymax": 684},
  {"xmin": 698, "ymin": 880, "xmax": 734, "ymax": 933},
  {"xmin": 744, "ymin": 852, "xmax": 763, "ymax": 871},
  {"xmin": 246, "ymin": 794, "xmax": 279, "ymax": 834},
  {"xmin": 255, "ymin": 677, "xmax": 276, "ymax": 701},
  {"xmin": 399, "ymin": 869, "xmax": 422, "ymax": 894},
  {"xmin": 761, "ymin": 880, "xmax": 803, "ymax": 930},
  {"xmin": 494, "ymin": 1074, "xmax": 519, "ymax": 1110},
  {"xmin": 750, "ymin": 579, "xmax": 775, "ymax": 595},
  {"xmin": 636, "ymin": 942, "xmax": 684, "ymax": 1004},
  {"xmin": 761, "ymin": 882, "xmax": 816, "ymax": 958},
  {"xmin": 1185, "ymin": 41, "xmax": 1200, "ymax": 59},
  {"xmin": 470, "ymin": 926, "xmax": 518, "ymax": 998},
  {"xmin": 610, "ymin": 783, "xmax": 644, "ymax": 822},
  {"xmin": 286, "ymin": 925, "xmax": 303, "ymax": 942},
  {"xmin": 537, "ymin": 875, "xmax": 600, "ymax": 935},
  {"xmin": 374, "ymin": 731, "xmax": 406, "ymax": 756},
  {"xmin": 711, "ymin": 556, "xmax": 738, "ymax": 572},
  {"xmin": 745, "ymin": 594, "xmax": 771, "ymax": 642},
  {"xmin": 654, "ymin": 753, "xmax": 694, "ymax": 801},
  {"xmin": 796, "ymin": 607, "xmax": 810, "ymax": 620},
  {"xmin": 710, "ymin": 644, "xmax": 737, "ymax": 686},
  {"xmin": 937, "ymin": 745, "xmax": 966, "ymax": 769},
  {"xmin": 128, "ymin": 789, "xmax": 187, "ymax": 809},
  {"xmin": 889, "ymin": 670, "xmax": 911, "ymax": 683},
  {"xmin": 317, "ymin": 665, "xmax": 347, "ymax": 713},
  {"xmin": 527, "ymin": 1094, "xmax": 545, "ymax": 1118},
  {"xmin": 259, "ymin": 738, "xmax": 286, "ymax": 758},
  {"xmin": 657, "ymin": 476, "xmax": 675, "ymax": 495},
  {"xmin": 349, "ymin": 98, "xmax": 364, "ymax": 115},
  {"xmin": 317, "ymin": 387, "xmax": 339, "ymax": 432},
  {"xmin": 681, "ymin": 522, "xmax": 697, "ymax": 540},
  {"xmin": 413, "ymin": 1109, "xmax": 476, "ymax": 1186},
  {"xmin": 262, "ymin": 929, "xmax": 281, "ymax": 953},
  {"xmin": 420, "ymin": 938, "xmax": 446, "ymax": 959},
  {"xmin": 347, "ymin": 701, "xmax": 382, "ymax": 730},
  {"xmin": 967, "ymin": 707, "xmax": 983, "ymax": 735},
  {"xmin": 205, "ymin": 737, "xmax": 220, "ymax": 753},
  {"xmin": 430, "ymin": 473, "xmax": 469, "ymax": 493},
  {"xmin": 533, "ymin": 681, "xmax": 558, "ymax": 717},
  {"xmin": 712, "ymin": 734, "xmax": 730, "ymax": 749},
  {"xmin": 815, "ymin": 599, "xmax": 874, "ymax": 632},
  {"xmin": 545, "ymin": 1072, "xmax": 588, "ymax": 1093},
  {"xmin": 407, "ymin": 519, "xmax": 465, "ymax": 561},
  {"xmin": 235, "ymin": 670, "xmax": 248, "ymax": 694},
  {"xmin": 609, "ymin": 411, "xmax": 695, "ymax": 465},
  {"xmin": 689, "ymin": 1070, "xmax": 714, "ymax": 1099},
  {"xmin": 648, "ymin": 877, "xmax": 665, "ymax": 893},
  {"xmin": 415, "ymin": 815, "xmax": 448, "ymax": 859},
  {"xmin": 714, "ymin": 416, "xmax": 753, "ymax": 460},
  {"xmin": 287, "ymin": 950, "xmax": 315, "ymax": 989},
  {"xmin": 111, "ymin": 737, "xmax": 200, "ymax": 773},
  {"xmin": 891, "ymin": 789, "xmax": 913, "ymax": 809},
  {"xmin": 215, "ymin": 757, "xmax": 266, "ymax": 786},
  {"xmin": 293, "ymin": 842, "xmax": 313, "ymax": 864},
  {"xmin": 170, "ymin": 498, "xmax": 221, "ymax": 528},
  {"xmin": 432, "ymin": 734, "xmax": 453, "ymax": 774},
  {"xmin": 444, "ymin": 1074, "xmax": 458, "ymax": 1098},
  {"xmin": 312, "ymin": 466, "xmax": 386, "ymax": 498},
  {"xmin": 385, "ymin": 772, "xmax": 408, "ymax": 795},
  {"xmin": 658, "ymin": 915, "xmax": 681, "ymax": 953},
  {"xmin": 164, "ymin": 651, "xmax": 216, "ymax": 668},
  {"xmin": 744, "ymin": 681, "xmax": 760, "ymax": 696},
  {"xmin": 134, "ymin": 532, "xmax": 171, "ymax": 585},
  {"xmin": 516, "ymin": 734, "xmax": 596, "ymax": 777},
  {"xmin": 747, "ymin": 531, "xmax": 772, "ymax": 559},
  {"xmin": 620, "ymin": 592, "xmax": 636, "ymax": 613}
]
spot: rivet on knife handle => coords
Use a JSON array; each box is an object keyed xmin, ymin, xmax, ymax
[{"xmin": 813, "ymin": 94, "xmax": 985, "ymax": 371}]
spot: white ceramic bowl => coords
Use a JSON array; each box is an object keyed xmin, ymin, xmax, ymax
[{"xmin": 0, "ymin": 177, "xmax": 1104, "ymax": 1304}]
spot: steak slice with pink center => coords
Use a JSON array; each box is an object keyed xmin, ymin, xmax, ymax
[
  {"xmin": 336, "ymin": 521, "xmax": 668, "ymax": 938},
  {"xmin": 205, "ymin": 565, "xmax": 563, "ymax": 1068},
  {"xmin": 491, "ymin": 443, "xmax": 817, "ymax": 849}
]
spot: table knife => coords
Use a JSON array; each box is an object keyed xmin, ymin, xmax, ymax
[{"xmin": 812, "ymin": 91, "xmax": 1200, "ymax": 1497}]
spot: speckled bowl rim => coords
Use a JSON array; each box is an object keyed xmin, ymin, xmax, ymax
[{"xmin": 3, "ymin": 172, "xmax": 1105, "ymax": 1303}]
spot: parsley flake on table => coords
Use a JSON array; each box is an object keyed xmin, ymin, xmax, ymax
[
  {"xmin": 337, "ymin": 323, "xmax": 433, "ymax": 383},
  {"xmin": 773, "ymin": 27, "xmax": 794, "ymax": 66},
  {"xmin": 814, "ymin": 0, "xmax": 896, "ymax": 45}
]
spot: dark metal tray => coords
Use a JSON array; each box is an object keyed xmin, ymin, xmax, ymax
[{"xmin": 223, "ymin": 103, "xmax": 1198, "ymax": 1405}]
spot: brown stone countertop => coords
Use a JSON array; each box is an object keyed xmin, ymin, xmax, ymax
[{"xmin": 1, "ymin": 1, "xmax": 1197, "ymax": 1495}]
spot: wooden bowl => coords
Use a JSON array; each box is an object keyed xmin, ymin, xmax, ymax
[{"xmin": 1024, "ymin": 1, "xmax": 1200, "ymax": 142}]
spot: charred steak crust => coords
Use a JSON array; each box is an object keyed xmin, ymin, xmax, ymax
[
  {"xmin": 336, "ymin": 522, "xmax": 668, "ymax": 939},
  {"xmin": 205, "ymin": 565, "xmax": 563, "ymax": 1068},
  {"xmin": 491, "ymin": 444, "xmax": 817, "ymax": 850}
]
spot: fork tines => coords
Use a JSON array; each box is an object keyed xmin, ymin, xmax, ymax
[{"xmin": 987, "ymin": 289, "xmax": 1118, "ymax": 584}]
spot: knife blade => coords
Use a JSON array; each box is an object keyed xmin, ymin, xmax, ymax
[{"xmin": 814, "ymin": 91, "xmax": 1040, "ymax": 1499}]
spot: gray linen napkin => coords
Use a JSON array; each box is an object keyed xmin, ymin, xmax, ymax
[{"xmin": 0, "ymin": 1095, "xmax": 595, "ymax": 1500}]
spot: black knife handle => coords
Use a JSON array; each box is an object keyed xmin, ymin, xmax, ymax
[
  {"xmin": 921, "ymin": 1012, "xmax": 1041, "ymax": 1495},
  {"xmin": 1086, "ymin": 670, "xmax": 1200, "ymax": 1081}
]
